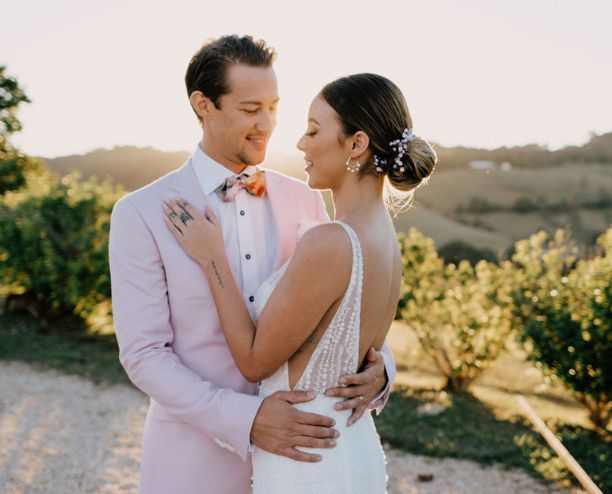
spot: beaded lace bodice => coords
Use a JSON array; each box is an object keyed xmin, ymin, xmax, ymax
[{"xmin": 252, "ymin": 220, "xmax": 364, "ymax": 395}]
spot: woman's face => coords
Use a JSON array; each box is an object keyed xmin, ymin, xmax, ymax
[{"xmin": 297, "ymin": 95, "xmax": 350, "ymax": 190}]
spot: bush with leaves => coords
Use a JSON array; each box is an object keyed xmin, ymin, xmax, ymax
[
  {"xmin": 0, "ymin": 168, "xmax": 122, "ymax": 323},
  {"xmin": 398, "ymin": 228, "xmax": 515, "ymax": 391},
  {"xmin": 509, "ymin": 228, "xmax": 611, "ymax": 433}
]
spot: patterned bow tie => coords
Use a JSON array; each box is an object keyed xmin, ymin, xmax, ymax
[{"xmin": 216, "ymin": 170, "xmax": 266, "ymax": 202}]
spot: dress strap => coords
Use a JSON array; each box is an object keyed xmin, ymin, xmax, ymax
[
  {"xmin": 333, "ymin": 220, "xmax": 364, "ymax": 354},
  {"xmin": 333, "ymin": 220, "xmax": 363, "ymax": 275}
]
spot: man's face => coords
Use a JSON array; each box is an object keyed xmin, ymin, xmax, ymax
[{"xmin": 203, "ymin": 64, "xmax": 279, "ymax": 168}]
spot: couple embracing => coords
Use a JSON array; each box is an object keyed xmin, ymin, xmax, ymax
[{"xmin": 109, "ymin": 34, "xmax": 436, "ymax": 493}]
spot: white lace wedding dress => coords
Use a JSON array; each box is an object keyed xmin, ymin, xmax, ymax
[{"xmin": 251, "ymin": 220, "xmax": 387, "ymax": 493}]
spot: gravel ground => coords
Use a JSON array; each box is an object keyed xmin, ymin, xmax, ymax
[{"xmin": 0, "ymin": 361, "xmax": 583, "ymax": 494}]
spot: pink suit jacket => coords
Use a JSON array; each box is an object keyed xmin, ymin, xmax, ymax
[{"xmin": 109, "ymin": 158, "xmax": 396, "ymax": 494}]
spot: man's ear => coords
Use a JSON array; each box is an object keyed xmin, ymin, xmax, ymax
[
  {"xmin": 189, "ymin": 91, "xmax": 215, "ymax": 121},
  {"xmin": 351, "ymin": 130, "xmax": 370, "ymax": 160}
]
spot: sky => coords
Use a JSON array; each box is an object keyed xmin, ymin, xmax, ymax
[{"xmin": 2, "ymin": 0, "xmax": 611, "ymax": 158}]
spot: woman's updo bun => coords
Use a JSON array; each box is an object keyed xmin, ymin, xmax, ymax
[
  {"xmin": 384, "ymin": 135, "xmax": 437, "ymax": 192},
  {"xmin": 320, "ymin": 73, "xmax": 437, "ymax": 204}
]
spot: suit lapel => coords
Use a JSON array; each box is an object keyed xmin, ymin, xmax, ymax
[
  {"xmin": 164, "ymin": 158, "xmax": 208, "ymax": 213},
  {"xmin": 265, "ymin": 171, "xmax": 297, "ymax": 269},
  {"xmin": 164, "ymin": 166, "xmax": 297, "ymax": 270}
]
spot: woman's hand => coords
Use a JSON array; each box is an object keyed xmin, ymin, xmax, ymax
[{"xmin": 164, "ymin": 199, "xmax": 224, "ymax": 265}]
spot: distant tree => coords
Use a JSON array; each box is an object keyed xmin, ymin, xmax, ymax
[
  {"xmin": 456, "ymin": 197, "xmax": 501, "ymax": 214},
  {"xmin": 433, "ymin": 131, "xmax": 612, "ymax": 171},
  {"xmin": 513, "ymin": 197, "xmax": 538, "ymax": 213},
  {"xmin": 0, "ymin": 66, "xmax": 29, "ymax": 136},
  {"xmin": 439, "ymin": 240, "xmax": 497, "ymax": 266},
  {"xmin": 0, "ymin": 66, "xmax": 41, "ymax": 194}
]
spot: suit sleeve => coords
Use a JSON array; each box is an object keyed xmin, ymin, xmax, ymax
[
  {"xmin": 109, "ymin": 197, "xmax": 263, "ymax": 461},
  {"xmin": 369, "ymin": 344, "xmax": 396, "ymax": 414},
  {"xmin": 309, "ymin": 189, "xmax": 396, "ymax": 413}
]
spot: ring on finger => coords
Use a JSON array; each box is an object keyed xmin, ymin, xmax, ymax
[
  {"xmin": 359, "ymin": 395, "xmax": 365, "ymax": 402},
  {"xmin": 169, "ymin": 212, "xmax": 178, "ymax": 219},
  {"xmin": 180, "ymin": 212, "xmax": 191, "ymax": 223}
]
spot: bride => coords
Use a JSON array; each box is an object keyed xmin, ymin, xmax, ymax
[{"xmin": 164, "ymin": 73, "xmax": 436, "ymax": 493}]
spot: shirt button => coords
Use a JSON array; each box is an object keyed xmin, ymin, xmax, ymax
[
  {"xmin": 240, "ymin": 210, "xmax": 245, "ymax": 216},
  {"xmin": 245, "ymin": 254, "xmax": 251, "ymax": 260},
  {"xmin": 249, "ymin": 296, "xmax": 255, "ymax": 302}
]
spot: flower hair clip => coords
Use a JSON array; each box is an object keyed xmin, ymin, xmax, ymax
[
  {"xmin": 374, "ymin": 154, "xmax": 387, "ymax": 173},
  {"xmin": 373, "ymin": 128, "xmax": 416, "ymax": 174},
  {"xmin": 389, "ymin": 128, "xmax": 416, "ymax": 172}
]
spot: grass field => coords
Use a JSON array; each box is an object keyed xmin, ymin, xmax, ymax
[
  {"xmin": 0, "ymin": 313, "xmax": 609, "ymax": 491},
  {"xmin": 0, "ymin": 312, "xmax": 127, "ymax": 385}
]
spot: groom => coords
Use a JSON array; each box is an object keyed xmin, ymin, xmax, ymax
[{"xmin": 109, "ymin": 35, "xmax": 396, "ymax": 494}]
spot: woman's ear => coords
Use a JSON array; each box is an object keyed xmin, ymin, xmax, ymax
[{"xmin": 351, "ymin": 130, "xmax": 370, "ymax": 159}]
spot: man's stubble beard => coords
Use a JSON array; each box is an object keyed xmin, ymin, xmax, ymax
[{"xmin": 237, "ymin": 150, "xmax": 265, "ymax": 167}]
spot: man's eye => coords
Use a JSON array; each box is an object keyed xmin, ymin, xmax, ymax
[
  {"xmin": 242, "ymin": 109, "xmax": 257, "ymax": 114},
  {"xmin": 305, "ymin": 131, "xmax": 317, "ymax": 137}
]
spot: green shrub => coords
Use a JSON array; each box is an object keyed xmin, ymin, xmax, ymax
[
  {"xmin": 398, "ymin": 228, "xmax": 515, "ymax": 391},
  {"xmin": 0, "ymin": 169, "xmax": 122, "ymax": 324},
  {"xmin": 509, "ymin": 228, "xmax": 611, "ymax": 433}
]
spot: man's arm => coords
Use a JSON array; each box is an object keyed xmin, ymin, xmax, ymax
[
  {"xmin": 370, "ymin": 343, "xmax": 396, "ymax": 413},
  {"xmin": 109, "ymin": 197, "xmax": 263, "ymax": 461}
]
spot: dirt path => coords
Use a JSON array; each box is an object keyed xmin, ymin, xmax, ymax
[{"xmin": 0, "ymin": 361, "xmax": 581, "ymax": 493}]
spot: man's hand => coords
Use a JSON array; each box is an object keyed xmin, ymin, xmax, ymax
[
  {"xmin": 324, "ymin": 347, "xmax": 386, "ymax": 426},
  {"xmin": 251, "ymin": 390, "xmax": 339, "ymax": 462}
]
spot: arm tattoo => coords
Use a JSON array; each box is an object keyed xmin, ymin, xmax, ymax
[{"xmin": 210, "ymin": 260, "xmax": 224, "ymax": 288}]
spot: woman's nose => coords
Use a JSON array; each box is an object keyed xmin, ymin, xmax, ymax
[{"xmin": 297, "ymin": 134, "xmax": 306, "ymax": 151}]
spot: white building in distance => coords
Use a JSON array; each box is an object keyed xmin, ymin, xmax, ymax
[{"xmin": 469, "ymin": 160, "xmax": 496, "ymax": 170}]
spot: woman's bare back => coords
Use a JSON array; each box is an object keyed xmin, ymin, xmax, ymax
[{"xmin": 286, "ymin": 215, "xmax": 401, "ymax": 389}]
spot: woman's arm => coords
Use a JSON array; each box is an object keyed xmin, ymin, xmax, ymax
[{"xmin": 164, "ymin": 200, "xmax": 351, "ymax": 382}]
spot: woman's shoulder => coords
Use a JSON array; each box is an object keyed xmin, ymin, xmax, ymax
[
  {"xmin": 285, "ymin": 223, "xmax": 353, "ymax": 294},
  {"xmin": 294, "ymin": 222, "xmax": 353, "ymax": 265}
]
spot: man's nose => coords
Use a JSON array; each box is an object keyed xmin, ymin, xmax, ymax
[{"xmin": 256, "ymin": 110, "xmax": 275, "ymax": 133}]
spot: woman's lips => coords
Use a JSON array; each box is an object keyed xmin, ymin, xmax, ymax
[{"xmin": 304, "ymin": 159, "xmax": 313, "ymax": 171}]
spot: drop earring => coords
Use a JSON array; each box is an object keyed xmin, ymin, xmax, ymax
[{"xmin": 345, "ymin": 156, "xmax": 360, "ymax": 173}]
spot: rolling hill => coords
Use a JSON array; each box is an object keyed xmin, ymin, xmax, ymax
[{"xmin": 40, "ymin": 140, "xmax": 612, "ymax": 256}]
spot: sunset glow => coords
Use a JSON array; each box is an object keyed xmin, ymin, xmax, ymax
[{"xmin": 2, "ymin": 0, "xmax": 611, "ymax": 157}]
